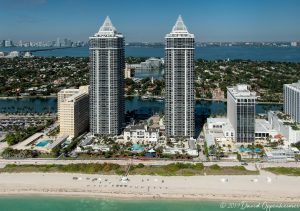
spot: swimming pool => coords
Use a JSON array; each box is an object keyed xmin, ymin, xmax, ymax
[
  {"xmin": 131, "ymin": 144, "xmax": 144, "ymax": 151},
  {"xmin": 239, "ymin": 147, "xmax": 262, "ymax": 153},
  {"xmin": 35, "ymin": 140, "xmax": 50, "ymax": 147}
]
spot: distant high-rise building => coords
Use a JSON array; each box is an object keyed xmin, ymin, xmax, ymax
[
  {"xmin": 165, "ymin": 15, "xmax": 195, "ymax": 138},
  {"xmin": 284, "ymin": 80, "xmax": 300, "ymax": 124},
  {"xmin": 89, "ymin": 16, "xmax": 125, "ymax": 136},
  {"xmin": 58, "ymin": 86, "xmax": 89, "ymax": 138},
  {"xmin": 4, "ymin": 40, "xmax": 12, "ymax": 47},
  {"xmin": 62, "ymin": 38, "xmax": 72, "ymax": 47},
  {"xmin": 6, "ymin": 51, "xmax": 19, "ymax": 58},
  {"xmin": 227, "ymin": 85, "xmax": 256, "ymax": 143},
  {"xmin": 291, "ymin": 42, "xmax": 298, "ymax": 47},
  {"xmin": 56, "ymin": 38, "xmax": 61, "ymax": 47}
]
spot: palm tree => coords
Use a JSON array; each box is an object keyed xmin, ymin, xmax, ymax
[{"xmin": 227, "ymin": 144, "xmax": 232, "ymax": 152}]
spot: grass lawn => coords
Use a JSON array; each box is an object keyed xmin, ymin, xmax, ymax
[
  {"xmin": 0, "ymin": 163, "xmax": 259, "ymax": 176},
  {"xmin": 264, "ymin": 167, "xmax": 300, "ymax": 176},
  {"xmin": 0, "ymin": 163, "xmax": 125, "ymax": 175}
]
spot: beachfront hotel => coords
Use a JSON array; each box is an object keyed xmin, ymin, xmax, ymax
[
  {"xmin": 89, "ymin": 16, "xmax": 125, "ymax": 136},
  {"xmin": 165, "ymin": 15, "xmax": 195, "ymax": 138},
  {"xmin": 227, "ymin": 84, "xmax": 256, "ymax": 143},
  {"xmin": 58, "ymin": 86, "xmax": 89, "ymax": 138},
  {"xmin": 284, "ymin": 80, "xmax": 300, "ymax": 124}
]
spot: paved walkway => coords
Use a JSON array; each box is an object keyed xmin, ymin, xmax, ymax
[{"xmin": 0, "ymin": 141, "xmax": 8, "ymax": 154}]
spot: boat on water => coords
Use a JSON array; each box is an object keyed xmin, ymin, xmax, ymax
[
  {"xmin": 141, "ymin": 95, "xmax": 150, "ymax": 100},
  {"xmin": 155, "ymin": 96, "xmax": 164, "ymax": 101}
]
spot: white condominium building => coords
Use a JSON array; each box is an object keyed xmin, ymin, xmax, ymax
[
  {"xmin": 58, "ymin": 86, "xmax": 89, "ymax": 138},
  {"xmin": 165, "ymin": 15, "xmax": 195, "ymax": 138},
  {"xmin": 284, "ymin": 80, "xmax": 300, "ymax": 124},
  {"xmin": 227, "ymin": 84, "xmax": 256, "ymax": 143},
  {"xmin": 89, "ymin": 16, "xmax": 125, "ymax": 136}
]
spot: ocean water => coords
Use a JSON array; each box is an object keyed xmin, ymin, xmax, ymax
[
  {"xmin": 0, "ymin": 196, "xmax": 295, "ymax": 211},
  {"xmin": 1, "ymin": 46, "xmax": 300, "ymax": 62}
]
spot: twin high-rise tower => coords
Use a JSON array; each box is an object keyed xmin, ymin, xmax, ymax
[
  {"xmin": 165, "ymin": 15, "xmax": 195, "ymax": 138},
  {"xmin": 90, "ymin": 16, "xmax": 195, "ymax": 138},
  {"xmin": 89, "ymin": 17, "xmax": 125, "ymax": 135}
]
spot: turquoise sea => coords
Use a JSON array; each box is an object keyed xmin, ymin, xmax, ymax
[{"xmin": 0, "ymin": 196, "xmax": 297, "ymax": 211}]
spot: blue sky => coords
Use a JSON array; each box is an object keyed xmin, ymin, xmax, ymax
[{"xmin": 0, "ymin": 0, "xmax": 300, "ymax": 42}]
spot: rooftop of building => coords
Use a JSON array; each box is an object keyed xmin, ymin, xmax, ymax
[
  {"xmin": 79, "ymin": 136, "xmax": 94, "ymax": 147},
  {"xmin": 166, "ymin": 15, "xmax": 194, "ymax": 38},
  {"xmin": 91, "ymin": 16, "xmax": 123, "ymax": 38},
  {"xmin": 58, "ymin": 88, "xmax": 80, "ymax": 95},
  {"xmin": 124, "ymin": 124, "xmax": 146, "ymax": 132},
  {"xmin": 207, "ymin": 117, "xmax": 274, "ymax": 134},
  {"xmin": 47, "ymin": 135, "xmax": 68, "ymax": 149},
  {"xmin": 59, "ymin": 86, "xmax": 89, "ymax": 102},
  {"xmin": 255, "ymin": 119, "xmax": 272, "ymax": 133},
  {"xmin": 264, "ymin": 147, "xmax": 299, "ymax": 157},
  {"xmin": 269, "ymin": 111, "xmax": 300, "ymax": 130},
  {"xmin": 223, "ymin": 123, "xmax": 235, "ymax": 132},
  {"xmin": 124, "ymin": 124, "xmax": 160, "ymax": 133},
  {"xmin": 285, "ymin": 80, "xmax": 300, "ymax": 90},
  {"xmin": 65, "ymin": 91, "xmax": 88, "ymax": 103},
  {"xmin": 207, "ymin": 117, "xmax": 228, "ymax": 124},
  {"xmin": 227, "ymin": 84, "xmax": 256, "ymax": 98}
]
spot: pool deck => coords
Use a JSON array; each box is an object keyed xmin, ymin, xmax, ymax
[{"xmin": 13, "ymin": 133, "xmax": 44, "ymax": 150}]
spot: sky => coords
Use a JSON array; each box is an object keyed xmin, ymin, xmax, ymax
[{"xmin": 0, "ymin": 0, "xmax": 300, "ymax": 42}]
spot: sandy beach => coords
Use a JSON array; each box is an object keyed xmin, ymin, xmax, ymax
[{"xmin": 0, "ymin": 171, "xmax": 299, "ymax": 202}]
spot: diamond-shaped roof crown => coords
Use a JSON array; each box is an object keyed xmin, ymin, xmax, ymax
[
  {"xmin": 99, "ymin": 16, "xmax": 116, "ymax": 32},
  {"xmin": 95, "ymin": 16, "xmax": 118, "ymax": 36},
  {"xmin": 166, "ymin": 15, "xmax": 194, "ymax": 38},
  {"xmin": 171, "ymin": 15, "xmax": 189, "ymax": 33}
]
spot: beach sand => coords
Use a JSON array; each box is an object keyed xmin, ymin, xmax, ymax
[{"xmin": 0, "ymin": 171, "xmax": 299, "ymax": 202}]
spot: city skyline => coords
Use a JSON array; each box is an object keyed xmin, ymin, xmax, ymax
[{"xmin": 1, "ymin": 0, "xmax": 300, "ymax": 42}]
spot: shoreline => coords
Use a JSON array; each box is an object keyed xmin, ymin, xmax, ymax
[
  {"xmin": 1, "ymin": 187, "xmax": 299, "ymax": 203},
  {"xmin": 0, "ymin": 172, "xmax": 299, "ymax": 203},
  {"xmin": 0, "ymin": 95, "xmax": 57, "ymax": 99},
  {"xmin": 0, "ymin": 95, "xmax": 283, "ymax": 105},
  {"xmin": 0, "ymin": 191, "xmax": 298, "ymax": 203}
]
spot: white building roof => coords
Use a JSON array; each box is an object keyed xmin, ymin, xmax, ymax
[
  {"xmin": 207, "ymin": 117, "xmax": 228, "ymax": 124},
  {"xmin": 255, "ymin": 119, "xmax": 272, "ymax": 133},
  {"xmin": 93, "ymin": 16, "xmax": 122, "ymax": 38},
  {"xmin": 47, "ymin": 135, "xmax": 68, "ymax": 149},
  {"xmin": 206, "ymin": 134, "xmax": 215, "ymax": 147},
  {"xmin": 166, "ymin": 15, "xmax": 194, "ymax": 38},
  {"xmin": 227, "ymin": 84, "xmax": 256, "ymax": 98},
  {"xmin": 172, "ymin": 15, "xmax": 188, "ymax": 33},
  {"xmin": 65, "ymin": 91, "xmax": 88, "ymax": 103},
  {"xmin": 286, "ymin": 80, "xmax": 300, "ymax": 90},
  {"xmin": 223, "ymin": 123, "xmax": 234, "ymax": 132}
]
